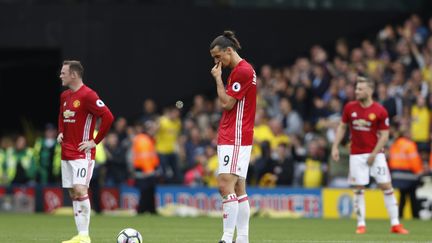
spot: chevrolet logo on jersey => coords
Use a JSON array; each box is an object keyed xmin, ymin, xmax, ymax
[
  {"xmin": 63, "ymin": 109, "xmax": 76, "ymax": 118},
  {"xmin": 352, "ymin": 119, "xmax": 371, "ymax": 127},
  {"xmin": 352, "ymin": 119, "xmax": 372, "ymax": 131}
]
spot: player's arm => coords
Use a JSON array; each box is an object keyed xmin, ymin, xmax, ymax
[
  {"xmin": 57, "ymin": 95, "xmax": 64, "ymax": 143},
  {"xmin": 331, "ymin": 121, "xmax": 347, "ymax": 162},
  {"xmin": 93, "ymin": 109, "xmax": 114, "ymax": 144},
  {"xmin": 211, "ymin": 62, "xmax": 236, "ymax": 110},
  {"xmin": 78, "ymin": 93, "xmax": 114, "ymax": 151},
  {"xmin": 216, "ymin": 79, "xmax": 237, "ymax": 110},
  {"xmin": 367, "ymin": 129, "xmax": 389, "ymax": 166},
  {"xmin": 367, "ymin": 109, "xmax": 390, "ymax": 166}
]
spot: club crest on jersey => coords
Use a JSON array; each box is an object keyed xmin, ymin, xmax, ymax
[
  {"xmin": 63, "ymin": 109, "xmax": 75, "ymax": 118},
  {"xmin": 73, "ymin": 100, "xmax": 80, "ymax": 108},
  {"xmin": 96, "ymin": 99, "xmax": 105, "ymax": 107},
  {"xmin": 351, "ymin": 112, "xmax": 357, "ymax": 117},
  {"xmin": 232, "ymin": 82, "xmax": 241, "ymax": 92},
  {"xmin": 63, "ymin": 102, "xmax": 66, "ymax": 106},
  {"xmin": 368, "ymin": 113, "xmax": 376, "ymax": 121}
]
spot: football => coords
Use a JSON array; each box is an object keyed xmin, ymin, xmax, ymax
[{"xmin": 117, "ymin": 228, "xmax": 143, "ymax": 243}]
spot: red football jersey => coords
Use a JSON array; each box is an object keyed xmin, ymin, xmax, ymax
[
  {"xmin": 58, "ymin": 85, "xmax": 114, "ymax": 160},
  {"xmin": 342, "ymin": 101, "xmax": 389, "ymax": 154},
  {"xmin": 218, "ymin": 60, "xmax": 257, "ymax": 146}
]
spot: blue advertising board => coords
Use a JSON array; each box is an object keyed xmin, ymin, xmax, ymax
[{"xmin": 156, "ymin": 186, "xmax": 321, "ymax": 218}]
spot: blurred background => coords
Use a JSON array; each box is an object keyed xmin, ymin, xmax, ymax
[{"xmin": 1, "ymin": 0, "xmax": 432, "ymax": 220}]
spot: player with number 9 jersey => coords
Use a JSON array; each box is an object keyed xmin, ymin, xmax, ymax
[
  {"xmin": 217, "ymin": 59, "xmax": 256, "ymax": 178},
  {"xmin": 210, "ymin": 30, "xmax": 257, "ymax": 243}
]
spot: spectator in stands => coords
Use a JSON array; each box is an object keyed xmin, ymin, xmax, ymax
[
  {"xmin": 276, "ymin": 97, "xmax": 303, "ymax": 136},
  {"xmin": 260, "ymin": 64, "xmax": 273, "ymax": 84},
  {"xmin": 310, "ymin": 97, "xmax": 331, "ymax": 125},
  {"xmin": 302, "ymin": 139, "xmax": 327, "ymax": 188},
  {"xmin": 132, "ymin": 122, "xmax": 159, "ymax": 214},
  {"xmin": 0, "ymin": 138, "xmax": 6, "ymax": 185},
  {"xmin": 203, "ymin": 145, "xmax": 218, "ymax": 187},
  {"xmin": 0, "ymin": 137, "xmax": 13, "ymax": 185},
  {"xmin": 202, "ymin": 124, "xmax": 218, "ymax": 147},
  {"xmin": 410, "ymin": 95, "xmax": 430, "ymax": 156},
  {"xmin": 315, "ymin": 97, "xmax": 342, "ymax": 143},
  {"xmin": 419, "ymin": 50, "xmax": 432, "ymax": 83},
  {"xmin": 183, "ymin": 147, "xmax": 205, "ymax": 187},
  {"xmin": 90, "ymin": 128, "xmax": 108, "ymax": 213},
  {"xmin": 396, "ymin": 38, "xmax": 419, "ymax": 76},
  {"xmin": 310, "ymin": 45, "xmax": 328, "ymax": 65},
  {"xmin": 335, "ymin": 38, "xmax": 349, "ymax": 60},
  {"xmin": 310, "ymin": 65, "xmax": 330, "ymax": 98},
  {"xmin": 33, "ymin": 124, "xmax": 61, "ymax": 185},
  {"xmin": 6, "ymin": 135, "xmax": 36, "ymax": 185},
  {"xmin": 155, "ymin": 106, "xmax": 181, "ymax": 183},
  {"xmin": 272, "ymin": 143, "xmax": 295, "ymax": 186},
  {"xmin": 328, "ymin": 137, "xmax": 350, "ymax": 188},
  {"xmin": 113, "ymin": 116, "xmax": 129, "ymax": 145},
  {"xmin": 410, "ymin": 14, "xmax": 429, "ymax": 46},
  {"xmin": 291, "ymin": 85, "xmax": 311, "ymax": 120},
  {"xmin": 389, "ymin": 123, "xmax": 423, "ymax": 218},
  {"xmin": 187, "ymin": 94, "xmax": 211, "ymax": 132},
  {"xmin": 184, "ymin": 126, "xmax": 207, "ymax": 170},
  {"xmin": 268, "ymin": 118, "xmax": 290, "ymax": 150},
  {"xmin": 255, "ymin": 141, "xmax": 276, "ymax": 187},
  {"xmin": 209, "ymin": 97, "xmax": 223, "ymax": 126},
  {"xmin": 105, "ymin": 132, "xmax": 128, "ymax": 186},
  {"xmin": 252, "ymin": 108, "xmax": 273, "ymax": 163},
  {"xmin": 377, "ymin": 83, "xmax": 403, "ymax": 123},
  {"xmin": 139, "ymin": 98, "xmax": 158, "ymax": 124}
]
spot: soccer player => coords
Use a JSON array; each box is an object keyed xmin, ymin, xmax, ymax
[
  {"xmin": 331, "ymin": 77, "xmax": 408, "ymax": 234},
  {"xmin": 58, "ymin": 60, "xmax": 114, "ymax": 243},
  {"xmin": 210, "ymin": 31, "xmax": 257, "ymax": 243}
]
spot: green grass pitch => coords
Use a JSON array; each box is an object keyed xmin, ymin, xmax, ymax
[{"xmin": 0, "ymin": 214, "xmax": 431, "ymax": 242}]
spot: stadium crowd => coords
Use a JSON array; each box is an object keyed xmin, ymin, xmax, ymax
[{"xmin": 1, "ymin": 14, "xmax": 432, "ymax": 195}]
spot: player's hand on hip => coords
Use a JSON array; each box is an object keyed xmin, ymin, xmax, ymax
[
  {"xmin": 211, "ymin": 62, "xmax": 222, "ymax": 79},
  {"xmin": 367, "ymin": 154, "xmax": 376, "ymax": 166},
  {"xmin": 57, "ymin": 133, "xmax": 63, "ymax": 144},
  {"xmin": 331, "ymin": 146, "xmax": 340, "ymax": 162},
  {"xmin": 78, "ymin": 140, "xmax": 96, "ymax": 152}
]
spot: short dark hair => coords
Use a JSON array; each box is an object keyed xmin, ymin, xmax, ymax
[
  {"xmin": 210, "ymin": 30, "xmax": 241, "ymax": 51},
  {"xmin": 63, "ymin": 60, "xmax": 84, "ymax": 78},
  {"xmin": 356, "ymin": 76, "xmax": 375, "ymax": 90}
]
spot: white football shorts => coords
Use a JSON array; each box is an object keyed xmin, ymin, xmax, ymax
[
  {"xmin": 61, "ymin": 159, "xmax": 95, "ymax": 188},
  {"xmin": 217, "ymin": 145, "xmax": 252, "ymax": 179},
  {"xmin": 348, "ymin": 153, "xmax": 391, "ymax": 185}
]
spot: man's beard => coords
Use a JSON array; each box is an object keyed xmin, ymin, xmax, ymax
[{"xmin": 356, "ymin": 96, "xmax": 367, "ymax": 102}]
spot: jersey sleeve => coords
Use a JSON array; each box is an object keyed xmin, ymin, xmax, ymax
[
  {"xmin": 58, "ymin": 93, "xmax": 64, "ymax": 133},
  {"xmin": 85, "ymin": 91, "xmax": 114, "ymax": 144},
  {"xmin": 85, "ymin": 91, "xmax": 110, "ymax": 117},
  {"xmin": 226, "ymin": 68, "xmax": 254, "ymax": 100},
  {"xmin": 341, "ymin": 104, "xmax": 350, "ymax": 124},
  {"xmin": 378, "ymin": 107, "xmax": 390, "ymax": 130}
]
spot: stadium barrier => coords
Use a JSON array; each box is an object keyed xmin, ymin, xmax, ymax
[
  {"xmin": 156, "ymin": 187, "xmax": 321, "ymax": 218},
  {"xmin": 322, "ymin": 188, "xmax": 411, "ymax": 219},
  {"xmin": 1, "ymin": 181, "xmax": 431, "ymax": 219}
]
